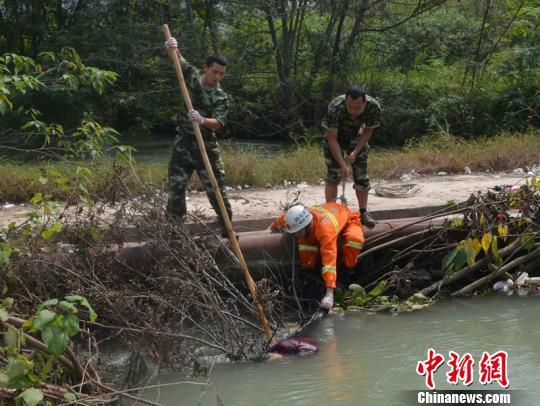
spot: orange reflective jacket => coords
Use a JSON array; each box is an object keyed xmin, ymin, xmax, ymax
[{"xmin": 272, "ymin": 202, "xmax": 364, "ymax": 288}]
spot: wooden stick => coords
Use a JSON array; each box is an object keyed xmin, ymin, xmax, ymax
[{"xmin": 162, "ymin": 24, "xmax": 272, "ymax": 342}]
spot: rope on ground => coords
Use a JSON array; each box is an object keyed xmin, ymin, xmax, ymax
[{"xmin": 374, "ymin": 183, "xmax": 420, "ymax": 198}]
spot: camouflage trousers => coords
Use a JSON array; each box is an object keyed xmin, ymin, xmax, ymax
[
  {"xmin": 167, "ymin": 136, "xmax": 232, "ymax": 229},
  {"xmin": 324, "ymin": 142, "xmax": 370, "ymax": 191}
]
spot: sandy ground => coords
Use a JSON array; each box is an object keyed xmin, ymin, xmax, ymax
[
  {"xmin": 0, "ymin": 172, "xmax": 532, "ymax": 226},
  {"xmin": 184, "ymin": 172, "xmax": 530, "ymax": 222}
]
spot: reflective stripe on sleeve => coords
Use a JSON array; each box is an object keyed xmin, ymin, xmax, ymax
[
  {"xmin": 321, "ymin": 265, "xmax": 337, "ymax": 274},
  {"xmin": 345, "ymin": 241, "xmax": 363, "ymax": 249},
  {"xmin": 298, "ymin": 244, "xmax": 318, "ymax": 252}
]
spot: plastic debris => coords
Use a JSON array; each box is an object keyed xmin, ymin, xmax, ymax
[
  {"xmin": 400, "ymin": 173, "xmax": 412, "ymax": 182},
  {"xmin": 516, "ymin": 272, "xmax": 529, "ymax": 286}
]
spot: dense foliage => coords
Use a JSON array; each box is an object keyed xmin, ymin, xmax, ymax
[{"xmin": 1, "ymin": 0, "xmax": 539, "ymax": 146}]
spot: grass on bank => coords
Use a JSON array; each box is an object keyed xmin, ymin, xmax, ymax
[{"xmin": 0, "ymin": 130, "xmax": 539, "ymax": 203}]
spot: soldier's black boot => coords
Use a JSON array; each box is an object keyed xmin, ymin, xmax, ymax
[{"xmin": 360, "ymin": 210, "xmax": 376, "ymax": 228}]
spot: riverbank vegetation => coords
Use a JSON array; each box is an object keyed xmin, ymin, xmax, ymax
[
  {"xmin": 0, "ymin": 175, "xmax": 280, "ymax": 403},
  {"xmin": 1, "ymin": 130, "xmax": 539, "ymax": 203}
]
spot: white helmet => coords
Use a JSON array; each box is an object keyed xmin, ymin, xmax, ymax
[{"xmin": 285, "ymin": 205, "xmax": 313, "ymax": 234}]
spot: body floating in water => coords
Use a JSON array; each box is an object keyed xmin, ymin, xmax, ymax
[{"xmin": 257, "ymin": 308, "xmax": 329, "ymax": 360}]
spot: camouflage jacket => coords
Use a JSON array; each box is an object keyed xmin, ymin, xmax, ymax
[
  {"xmin": 176, "ymin": 58, "xmax": 229, "ymax": 141},
  {"xmin": 321, "ymin": 94, "xmax": 380, "ymax": 148}
]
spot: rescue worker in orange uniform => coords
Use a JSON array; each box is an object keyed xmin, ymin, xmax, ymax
[{"xmin": 272, "ymin": 202, "xmax": 365, "ymax": 309}]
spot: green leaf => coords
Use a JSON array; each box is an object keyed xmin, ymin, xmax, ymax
[
  {"xmin": 2, "ymin": 297, "xmax": 14, "ymax": 309},
  {"xmin": 368, "ymin": 280, "xmax": 387, "ymax": 298},
  {"xmin": 498, "ymin": 224, "xmax": 508, "ymax": 241},
  {"xmin": 521, "ymin": 234, "xmax": 535, "ymax": 252},
  {"xmin": 41, "ymin": 324, "xmax": 68, "ymax": 358},
  {"xmin": 30, "ymin": 193, "xmax": 43, "ymax": 204},
  {"xmin": 7, "ymin": 374, "xmax": 33, "ymax": 389},
  {"xmin": 89, "ymin": 226, "xmax": 101, "ymax": 242},
  {"xmin": 352, "ymin": 296, "xmax": 368, "ymax": 306},
  {"xmin": 0, "ymin": 243, "xmax": 12, "ymax": 267},
  {"xmin": 6, "ymin": 359, "xmax": 27, "ymax": 380},
  {"xmin": 408, "ymin": 292, "xmax": 430, "ymax": 305},
  {"xmin": 454, "ymin": 250, "xmax": 468, "ymax": 270},
  {"xmin": 5, "ymin": 326, "xmax": 19, "ymax": 349},
  {"xmin": 459, "ymin": 238, "xmax": 481, "ymax": 266},
  {"xmin": 65, "ymin": 295, "xmax": 96, "ymax": 322},
  {"xmin": 349, "ymin": 284, "xmax": 366, "ymax": 299},
  {"xmin": 63, "ymin": 392, "xmax": 77, "ymax": 402},
  {"xmin": 62, "ymin": 314, "xmax": 80, "ymax": 337},
  {"xmin": 38, "ymin": 298, "xmax": 59, "ymax": 311},
  {"xmin": 0, "ymin": 307, "xmax": 8, "ymax": 322},
  {"xmin": 33, "ymin": 309, "xmax": 56, "ymax": 331},
  {"xmin": 442, "ymin": 248, "xmax": 457, "ymax": 271},
  {"xmin": 64, "ymin": 295, "xmax": 84, "ymax": 303},
  {"xmin": 58, "ymin": 300, "xmax": 77, "ymax": 314},
  {"xmin": 491, "ymin": 236, "xmax": 499, "ymax": 258},
  {"xmin": 41, "ymin": 222, "xmax": 62, "ymax": 240},
  {"xmin": 38, "ymin": 176, "xmax": 48, "ymax": 185},
  {"xmin": 18, "ymin": 388, "xmax": 43, "ymax": 406}
]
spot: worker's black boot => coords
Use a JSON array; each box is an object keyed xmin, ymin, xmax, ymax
[{"xmin": 361, "ymin": 211, "xmax": 376, "ymax": 228}]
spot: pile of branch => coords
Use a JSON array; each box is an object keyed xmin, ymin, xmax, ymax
[
  {"xmin": 355, "ymin": 181, "xmax": 540, "ymax": 300},
  {"xmin": 1, "ymin": 169, "xmax": 281, "ymax": 403}
]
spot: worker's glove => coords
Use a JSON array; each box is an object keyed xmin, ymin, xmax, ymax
[
  {"xmin": 165, "ymin": 37, "xmax": 178, "ymax": 49},
  {"xmin": 188, "ymin": 109, "xmax": 205, "ymax": 125},
  {"xmin": 320, "ymin": 288, "xmax": 334, "ymax": 310}
]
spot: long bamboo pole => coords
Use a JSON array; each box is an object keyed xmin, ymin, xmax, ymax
[{"xmin": 162, "ymin": 24, "xmax": 272, "ymax": 342}]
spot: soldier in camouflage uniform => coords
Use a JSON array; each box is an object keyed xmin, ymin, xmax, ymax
[
  {"xmin": 165, "ymin": 37, "xmax": 232, "ymax": 233},
  {"xmin": 321, "ymin": 86, "xmax": 381, "ymax": 228}
]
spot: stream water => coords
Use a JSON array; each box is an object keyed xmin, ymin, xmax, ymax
[
  {"xmin": 144, "ymin": 295, "xmax": 540, "ymax": 405},
  {"xmin": 122, "ymin": 135, "xmax": 292, "ymax": 163},
  {"xmin": 0, "ymin": 136, "xmax": 291, "ymax": 163}
]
